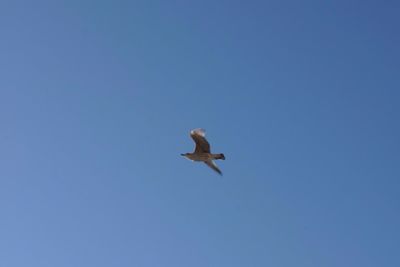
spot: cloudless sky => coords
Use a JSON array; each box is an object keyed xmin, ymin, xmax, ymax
[{"xmin": 1, "ymin": 1, "xmax": 399, "ymax": 266}]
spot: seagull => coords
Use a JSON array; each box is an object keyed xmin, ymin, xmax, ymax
[{"xmin": 181, "ymin": 128, "xmax": 225, "ymax": 175}]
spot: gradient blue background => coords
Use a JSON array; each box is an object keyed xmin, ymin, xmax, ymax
[{"xmin": 1, "ymin": 1, "xmax": 399, "ymax": 266}]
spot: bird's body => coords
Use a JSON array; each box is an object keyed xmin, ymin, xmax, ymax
[
  {"xmin": 181, "ymin": 128, "xmax": 225, "ymax": 175},
  {"xmin": 184, "ymin": 153, "xmax": 224, "ymax": 162}
]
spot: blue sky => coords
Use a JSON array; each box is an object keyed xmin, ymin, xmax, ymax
[{"xmin": 1, "ymin": 1, "xmax": 399, "ymax": 266}]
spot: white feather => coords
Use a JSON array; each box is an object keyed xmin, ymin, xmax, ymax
[{"xmin": 191, "ymin": 128, "xmax": 206, "ymax": 137}]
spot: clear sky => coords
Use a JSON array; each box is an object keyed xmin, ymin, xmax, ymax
[{"xmin": 1, "ymin": 1, "xmax": 399, "ymax": 266}]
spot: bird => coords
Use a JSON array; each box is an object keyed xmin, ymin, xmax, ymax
[{"xmin": 181, "ymin": 128, "xmax": 225, "ymax": 175}]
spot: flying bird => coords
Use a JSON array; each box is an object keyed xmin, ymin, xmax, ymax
[{"xmin": 181, "ymin": 128, "xmax": 225, "ymax": 175}]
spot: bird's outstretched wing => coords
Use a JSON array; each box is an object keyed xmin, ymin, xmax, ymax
[
  {"xmin": 190, "ymin": 128, "xmax": 210, "ymax": 153},
  {"xmin": 204, "ymin": 160, "xmax": 222, "ymax": 175}
]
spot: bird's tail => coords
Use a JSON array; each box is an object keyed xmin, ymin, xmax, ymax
[{"xmin": 213, "ymin": 153, "xmax": 225, "ymax": 160}]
